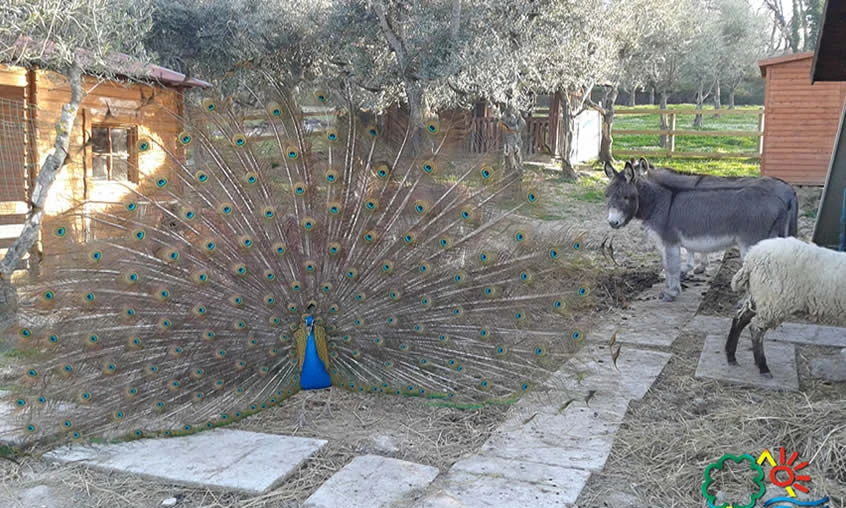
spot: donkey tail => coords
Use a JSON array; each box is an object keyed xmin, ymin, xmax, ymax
[{"xmin": 731, "ymin": 263, "xmax": 751, "ymax": 292}]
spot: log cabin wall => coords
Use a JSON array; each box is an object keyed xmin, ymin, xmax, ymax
[{"xmin": 759, "ymin": 52, "xmax": 846, "ymax": 185}]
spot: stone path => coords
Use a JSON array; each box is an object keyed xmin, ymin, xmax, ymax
[{"xmin": 5, "ymin": 271, "xmax": 846, "ymax": 508}]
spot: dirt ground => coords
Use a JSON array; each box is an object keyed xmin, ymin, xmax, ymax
[{"xmin": 2, "ymin": 171, "xmax": 841, "ymax": 508}]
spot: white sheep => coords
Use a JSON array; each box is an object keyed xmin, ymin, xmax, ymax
[{"xmin": 725, "ymin": 236, "xmax": 846, "ymax": 377}]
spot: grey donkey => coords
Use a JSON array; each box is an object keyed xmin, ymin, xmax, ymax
[
  {"xmin": 603, "ymin": 160, "xmax": 798, "ymax": 302},
  {"xmin": 630, "ymin": 157, "xmax": 799, "ymax": 277}
]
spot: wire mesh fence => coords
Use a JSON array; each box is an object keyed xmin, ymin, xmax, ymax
[{"xmin": 0, "ymin": 95, "xmax": 37, "ymax": 268}]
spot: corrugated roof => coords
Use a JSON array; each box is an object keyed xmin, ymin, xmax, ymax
[
  {"xmin": 758, "ymin": 51, "xmax": 815, "ymax": 77},
  {"xmin": 9, "ymin": 36, "xmax": 210, "ymax": 89}
]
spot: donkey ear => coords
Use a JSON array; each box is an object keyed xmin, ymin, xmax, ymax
[
  {"xmin": 638, "ymin": 157, "xmax": 649, "ymax": 170},
  {"xmin": 623, "ymin": 161, "xmax": 636, "ymax": 182},
  {"xmin": 604, "ymin": 161, "xmax": 617, "ymax": 179}
]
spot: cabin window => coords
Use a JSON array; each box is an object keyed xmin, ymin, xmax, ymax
[{"xmin": 91, "ymin": 126, "xmax": 137, "ymax": 182}]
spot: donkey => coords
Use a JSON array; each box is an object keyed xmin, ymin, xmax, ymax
[
  {"xmin": 630, "ymin": 157, "xmax": 799, "ymax": 276},
  {"xmin": 604, "ymin": 160, "xmax": 798, "ymax": 302}
]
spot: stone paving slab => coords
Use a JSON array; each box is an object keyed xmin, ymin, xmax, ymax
[
  {"xmin": 589, "ymin": 278, "xmax": 708, "ymax": 347},
  {"xmin": 418, "ymin": 468, "xmax": 579, "ymax": 508},
  {"xmin": 304, "ymin": 455, "xmax": 438, "ymax": 508},
  {"xmin": 478, "ymin": 394, "xmax": 630, "ymax": 471},
  {"xmin": 695, "ymin": 334, "xmax": 799, "ymax": 391},
  {"xmin": 543, "ymin": 346, "xmax": 672, "ymax": 402},
  {"xmin": 685, "ymin": 315, "xmax": 846, "ymax": 347},
  {"xmin": 43, "ymin": 429, "xmax": 327, "ymax": 494}
]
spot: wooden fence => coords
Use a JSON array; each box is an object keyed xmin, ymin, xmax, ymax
[
  {"xmin": 466, "ymin": 116, "xmax": 550, "ymax": 155},
  {"xmin": 612, "ymin": 108, "xmax": 765, "ymax": 159}
]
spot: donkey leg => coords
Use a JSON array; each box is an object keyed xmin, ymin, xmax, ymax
[
  {"xmin": 726, "ymin": 299, "xmax": 755, "ymax": 366},
  {"xmin": 659, "ymin": 244, "xmax": 682, "ymax": 302},
  {"xmin": 693, "ymin": 252, "xmax": 707, "ymax": 274},
  {"xmin": 680, "ymin": 250, "xmax": 694, "ymax": 279},
  {"xmin": 750, "ymin": 325, "xmax": 772, "ymax": 377}
]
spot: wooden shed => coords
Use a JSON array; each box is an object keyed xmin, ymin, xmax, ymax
[
  {"xmin": 810, "ymin": 0, "xmax": 846, "ymax": 249},
  {"xmin": 758, "ymin": 51, "xmax": 846, "ymax": 185},
  {"xmin": 0, "ymin": 58, "xmax": 209, "ymax": 259}
]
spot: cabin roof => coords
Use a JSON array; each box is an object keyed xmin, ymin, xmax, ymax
[
  {"xmin": 811, "ymin": 0, "xmax": 846, "ymax": 83},
  {"xmin": 7, "ymin": 36, "xmax": 210, "ymax": 89},
  {"xmin": 758, "ymin": 51, "xmax": 815, "ymax": 78}
]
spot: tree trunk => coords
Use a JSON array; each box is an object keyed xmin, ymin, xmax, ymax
[
  {"xmin": 0, "ymin": 61, "xmax": 83, "ymax": 279},
  {"xmin": 628, "ymin": 88, "xmax": 635, "ymax": 107},
  {"xmin": 500, "ymin": 103, "xmax": 526, "ymax": 198},
  {"xmin": 599, "ymin": 85, "xmax": 618, "ymax": 163},
  {"xmin": 728, "ymin": 89, "xmax": 736, "ymax": 109},
  {"xmin": 649, "ymin": 87, "xmax": 655, "ymax": 105},
  {"xmin": 405, "ymin": 82, "xmax": 430, "ymax": 155},
  {"xmin": 659, "ymin": 91, "xmax": 669, "ymax": 148},
  {"xmin": 713, "ymin": 77, "xmax": 721, "ymax": 118},
  {"xmin": 559, "ymin": 91, "xmax": 578, "ymax": 181},
  {"xmin": 693, "ymin": 83, "xmax": 704, "ymax": 128}
]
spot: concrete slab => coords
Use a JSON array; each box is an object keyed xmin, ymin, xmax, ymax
[
  {"xmin": 685, "ymin": 315, "xmax": 846, "ymax": 348},
  {"xmin": 418, "ymin": 469, "xmax": 577, "ymax": 508},
  {"xmin": 695, "ymin": 334, "xmax": 799, "ymax": 391},
  {"xmin": 479, "ymin": 395, "xmax": 629, "ymax": 471},
  {"xmin": 811, "ymin": 357, "xmax": 846, "ymax": 382},
  {"xmin": 304, "ymin": 455, "xmax": 439, "ymax": 508},
  {"xmin": 589, "ymin": 281, "xmax": 706, "ymax": 347},
  {"xmin": 43, "ymin": 429, "xmax": 327, "ymax": 494},
  {"xmin": 449, "ymin": 455, "xmax": 590, "ymax": 504},
  {"xmin": 543, "ymin": 346, "xmax": 671, "ymax": 402}
]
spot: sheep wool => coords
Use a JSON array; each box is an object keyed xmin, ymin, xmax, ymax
[{"xmin": 731, "ymin": 236, "xmax": 846, "ymax": 328}]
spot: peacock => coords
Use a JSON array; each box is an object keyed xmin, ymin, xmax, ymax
[{"xmin": 0, "ymin": 76, "xmax": 597, "ymax": 449}]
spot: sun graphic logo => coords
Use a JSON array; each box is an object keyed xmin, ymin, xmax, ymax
[
  {"xmin": 701, "ymin": 447, "xmax": 831, "ymax": 508},
  {"xmin": 756, "ymin": 448, "xmax": 810, "ymax": 497}
]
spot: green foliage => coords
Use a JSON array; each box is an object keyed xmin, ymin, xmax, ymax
[{"xmin": 0, "ymin": 0, "xmax": 154, "ymax": 72}]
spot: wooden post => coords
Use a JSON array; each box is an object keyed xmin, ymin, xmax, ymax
[
  {"xmin": 757, "ymin": 110, "xmax": 765, "ymax": 155},
  {"xmin": 548, "ymin": 92, "xmax": 561, "ymax": 159},
  {"xmin": 668, "ymin": 113, "xmax": 677, "ymax": 156}
]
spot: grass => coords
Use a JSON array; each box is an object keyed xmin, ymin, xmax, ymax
[{"xmin": 613, "ymin": 103, "xmax": 762, "ymax": 155}]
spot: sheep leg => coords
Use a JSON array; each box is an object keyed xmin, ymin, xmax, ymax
[
  {"xmin": 750, "ymin": 325, "xmax": 772, "ymax": 377},
  {"xmin": 726, "ymin": 300, "xmax": 755, "ymax": 366}
]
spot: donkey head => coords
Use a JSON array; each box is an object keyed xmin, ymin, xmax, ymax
[{"xmin": 603, "ymin": 160, "xmax": 640, "ymax": 229}]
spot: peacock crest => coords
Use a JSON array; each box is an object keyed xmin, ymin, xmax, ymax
[{"xmin": 1, "ymin": 78, "xmax": 597, "ymax": 448}]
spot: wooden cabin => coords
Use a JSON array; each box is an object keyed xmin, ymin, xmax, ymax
[
  {"xmin": 758, "ymin": 52, "xmax": 846, "ymax": 185},
  {"xmin": 0, "ymin": 60, "xmax": 209, "ymax": 259}
]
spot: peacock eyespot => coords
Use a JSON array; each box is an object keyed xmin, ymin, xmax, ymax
[
  {"xmin": 55, "ymin": 227, "xmax": 66, "ymax": 237},
  {"xmin": 126, "ymin": 202, "xmax": 137, "ymax": 211},
  {"xmin": 156, "ymin": 178, "xmax": 168, "ymax": 188},
  {"xmin": 527, "ymin": 192, "xmax": 537, "ymax": 203}
]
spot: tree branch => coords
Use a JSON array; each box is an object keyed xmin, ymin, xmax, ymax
[
  {"xmin": 374, "ymin": 2, "xmax": 407, "ymax": 69},
  {"xmin": 0, "ymin": 59, "xmax": 83, "ymax": 276}
]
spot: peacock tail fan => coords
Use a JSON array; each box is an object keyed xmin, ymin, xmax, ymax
[{"xmin": 1, "ymin": 77, "xmax": 598, "ymax": 449}]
